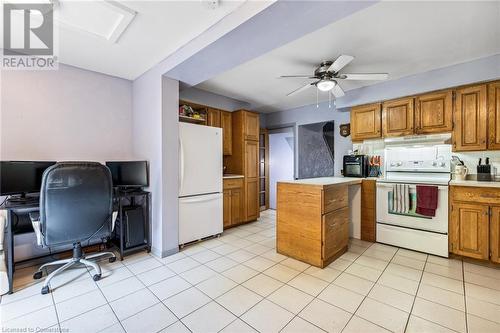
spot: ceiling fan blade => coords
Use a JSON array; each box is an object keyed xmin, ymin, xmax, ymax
[
  {"xmin": 339, "ymin": 73, "xmax": 389, "ymax": 80},
  {"xmin": 286, "ymin": 82, "xmax": 315, "ymax": 96},
  {"xmin": 279, "ymin": 75, "xmax": 317, "ymax": 79},
  {"xmin": 327, "ymin": 55, "xmax": 354, "ymax": 73},
  {"xmin": 332, "ymin": 84, "xmax": 345, "ymax": 98}
]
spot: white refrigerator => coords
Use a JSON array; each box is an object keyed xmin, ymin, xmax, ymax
[{"xmin": 178, "ymin": 122, "xmax": 223, "ymax": 245}]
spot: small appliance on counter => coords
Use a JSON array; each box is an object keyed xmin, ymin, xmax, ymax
[{"xmin": 343, "ymin": 155, "xmax": 369, "ymax": 178}]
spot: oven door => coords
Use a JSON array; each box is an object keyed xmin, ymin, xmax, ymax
[
  {"xmin": 376, "ymin": 182, "xmax": 448, "ymax": 234},
  {"xmin": 344, "ymin": 163, "xmax": 362, "ymax": 177}
]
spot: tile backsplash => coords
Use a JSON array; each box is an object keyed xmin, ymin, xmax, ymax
[
  {"xmin": 452, "ymin": 151, "xmax": 500, "ymax": 175},
  {"xmin": 353, "ymin": 139, "xmax": 500, "ymax": 176}
]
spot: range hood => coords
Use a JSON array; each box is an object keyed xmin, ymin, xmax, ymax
[{"xmin": 384, "ymin": 133, "xmax": 452, "ymax": 146}]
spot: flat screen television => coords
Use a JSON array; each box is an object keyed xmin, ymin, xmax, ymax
[
  {"xmin": 0, "ymin": 161, "xmax": 56, "ymax": 197},
  {"xmin": 106, "ymin": 161, "xmax": 149, "ymax": 188}
]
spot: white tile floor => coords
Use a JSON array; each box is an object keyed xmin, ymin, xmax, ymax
[{"xmin": 2, "ymin": 209, "xmax": 500, "ymax": 333}]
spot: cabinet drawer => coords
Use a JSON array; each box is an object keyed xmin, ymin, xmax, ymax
[
  {"xmin": 223, "ymin": 178, "xmax": 244, "ymax": 190},
  {"xmin": 323, "ymin": 185, "xmax": 348, "ymax": 213},
  {"xmin": 322, "ymin": 207, "xmax": 349, "ymax": 260},
  {"xmin": 451, "ymin": 186, "xmax": 500, "ymax": 205}
]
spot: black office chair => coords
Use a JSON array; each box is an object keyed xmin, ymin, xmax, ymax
[{"xmin": 29, "ymin": 162, "xmax": 117, "ymax": 294}]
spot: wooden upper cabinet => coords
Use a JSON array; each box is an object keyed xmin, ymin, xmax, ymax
[
  {"xmin": 206, "ymin": 108, "xmax": 221, "ymax": 127},
  {"xmin": 450, "ymin": 202, "xmax": 490, "ymax": 260},
  {"xmin": 490, "ymin": 207, "xmax": 500, "ymax": 263},
  {"xmin": 244, "ymin": 140, "xmax": 259, "ymax": 178},
  {"xmin": 488, "ymin": 81, "xmax": 500, "ymax": 150},
  {"xmin": 221, "ymin": 111, "xmax": 232, "ymax": 155},
  {"xmin": 350, "ymin": 103, "xmax": 382, "ymax": 142},
  {"xmin": 453, "ymin": 84, "xmax": 488, "ymax": 151},
  {"xmin": 243, "ymin": 112, "xmax": 260, "ymax": 141},
  {"xmin": 415, "ymin": 90, "xmax": 453, "ymax": 134},
  {"xmin": 382, "ymin": 97, "xmax": 415, "ymax": 137}
]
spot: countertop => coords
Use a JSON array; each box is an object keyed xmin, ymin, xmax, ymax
[
  {"xmin": 449, "ymin": 179, "xmax": 500, "ymax": 188},
  {"xmin": 278, "ymin": 177, "xmax": 364, "ymax": 186},
  {"xmin": 223, "ymin": 174, "xmax": 244, "ymax": 179}
]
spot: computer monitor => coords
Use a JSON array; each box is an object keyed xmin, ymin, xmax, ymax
[
  {"xmin": 0, "ymin": 161, "xmax": 56, "ymax": 197},
  {"xmin": 106, "ymin": 161, "xmax": 149, "ymax": 188}
]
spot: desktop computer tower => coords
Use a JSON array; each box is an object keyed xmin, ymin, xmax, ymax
[{"xmin": 115, "ymin": 206, "xmax": 147, "ymax": 249}]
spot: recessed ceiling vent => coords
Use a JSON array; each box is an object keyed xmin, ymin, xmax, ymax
[{"xmin": 56, "ymin": 0, "xmax": 136, "ymax": 43}]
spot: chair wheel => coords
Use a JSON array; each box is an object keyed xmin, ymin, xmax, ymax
[
  {"xmin": 33, "ymin": 271, "xmax": 43, "ymax": 280},
  {"xmin": 109, "ymin": 257, "xmax": 116, "ymax": 263},
  {"xmin": 93, "ymin": 274, "xmax": 101, "ymax": 281},
  {"xmin": 41, "ymin": 286, "xmax": 50, "ymax": 294}
]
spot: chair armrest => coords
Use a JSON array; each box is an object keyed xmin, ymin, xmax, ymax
[
  {"xmin": 111, "ymin": 211, "xmax": 118, "ymax": 232},
  {"xmin": 0, "ymin": 210, "xmax": 6, "ymax": 251},
  {"xmin": 29, "ymin": 212, "xmax": 44, "ymax": 246}
]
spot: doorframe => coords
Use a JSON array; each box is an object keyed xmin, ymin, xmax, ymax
[{"xmin": 267, "ymin": 124, "xmax": 296, "ymax": 210}]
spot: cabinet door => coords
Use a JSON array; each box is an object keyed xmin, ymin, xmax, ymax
[
  {"xmin": 207, "ymin": 108, "xmax": 221, "ymax": 127},
  {"xmin": 223, "ymin": 189, "xmax": 232, "ymax": 228},
  {"xmin": 245, "ymin": 140, "xmax": 259, "ymax": 178},
  {"xmin": 415, "ymin": 90, "xmax": 453, "ymax": 134},
  {"xmin": 450, "ymin": 203, "xmax": 489, "ymax": 260},
  {"xmin": 245, "ymin": 179, "xmax": 259, "ymax": 221},
  {"xmin": 244, "ymin": 112, "xmax": 260, "ymax": 141},
  {"xmin": 231, "ymin": 187, "xmax": 244, "ymax": 225},
  {"xmin": 322, "ymin": 207, "xmax": 349, "ymax": 260},
  {"xmin": 350, "ymin": 103, "xmax": 382, "ymax": 141},
  {"xmin": 490, "ymin": 207, "xmax": 500, "ymax": 263},
  {"xmin": 453, "ymin": 84, "xmax": 487, "ymax": 151},
  {"xmin": 221, "ymin": 111, "xmax": 232, "ymax": 155},
  {"xmin": 488, "ymin": 81, "xmax": 500, "ymax": 150},
  {"xmin": 382, "ymin": 97, "xmax": 414, "ymax": 137},
  {"xmin": 361, "ymin": 179, "xmax": 376, "ymax": 242}
]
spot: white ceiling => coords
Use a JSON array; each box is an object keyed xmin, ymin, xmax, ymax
[
  {"xmin": 0, "ymin": 0, "xmax": 250, "ymax": 80},
  {"xmin": 57, "ymin": 0, "xmax": 247, "ymax": 80},
  {"xmin": 196, "ymin": 1, "xmax": 500, "ymax": 113}
]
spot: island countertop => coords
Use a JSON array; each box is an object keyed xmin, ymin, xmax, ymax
[{"xmin": 278, "ymin": 176, "xmax": 364, "ymax": 186}]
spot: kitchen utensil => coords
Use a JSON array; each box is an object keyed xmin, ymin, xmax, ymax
[{"xmin": 454, "ymin": 165, "xmax": 468, "ymax": 181}]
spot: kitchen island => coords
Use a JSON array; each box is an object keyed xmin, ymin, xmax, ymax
[{"xmin": 276, "ymin": 177, "xmax": 362, "ymax": 268}]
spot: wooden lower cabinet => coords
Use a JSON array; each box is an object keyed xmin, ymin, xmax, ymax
[
  {"xmin": 361, "ymin": 179, "xmax": 376, "ymax": 242},
  {"xmin": 490, "ymin": 207, "xmax": 500, "ymax": 263},
  {"xmin": 449, "ymin": 186, "xmax": 500, "ymax": 263},
  {"xmin": 223, "ymin": 178, "xmax": 244, "ymax": 229},
  {"xmin": 450, "ymin": 202, "xmax": 489, "ymax": 260},
  {"xmin": 277, "ymin": 182, "xmax": 350, "ymax": 268}
]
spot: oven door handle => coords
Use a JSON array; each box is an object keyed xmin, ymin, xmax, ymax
[{"xmin": 376, "ymin": 183, "xmax": 449, "ymax": 191}]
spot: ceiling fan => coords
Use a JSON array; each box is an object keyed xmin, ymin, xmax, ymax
[{"xmin": 280, "ymin": 55, "xmax": 389, "ymax": 98}]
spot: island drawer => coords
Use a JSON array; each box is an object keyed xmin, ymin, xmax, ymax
[
  {"xmin": 451, "ymin": 186, "xmax": 500, "ymax": 205},
  {"xmin": 323, "ymin": 185, "xmax": 348, "ymax": 213},
  {"xmin": 322, "ymin": 207, "xmax": 349, "ymax": 260}
]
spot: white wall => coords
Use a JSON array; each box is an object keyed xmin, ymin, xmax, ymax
[
  {"xmin": 1, "ymin": 64, "xmax": 133, "ymax": 161},
  {"xmin": 269, "ymin": 128, "xmax": 294, "ymax": 209}
]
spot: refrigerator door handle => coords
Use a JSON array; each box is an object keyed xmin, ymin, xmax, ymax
[
  {"xmin": 181, "ymin": 193, "xmax": 221, "ymax": 203},
  {"xmin": 179, "ymin": 138, "xmax": 185, "ymax": 193}
]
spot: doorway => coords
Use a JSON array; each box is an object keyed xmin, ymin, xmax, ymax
[{"xmin": 269, "ymin": 127, "xmax": 295, "ymax": 209}]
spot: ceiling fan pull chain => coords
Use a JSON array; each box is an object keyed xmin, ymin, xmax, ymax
[
  {"xmin": 316, "ymin": 88, "xmax": 319, "ymax": 108},
  {"xmin": 329, "ymin": 91, "xmax": 331, "ymax": 108}
]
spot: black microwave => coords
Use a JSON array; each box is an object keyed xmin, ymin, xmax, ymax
[{"xmin": 343, "ymin": 155, "xmax": 369, "ymax": 178}]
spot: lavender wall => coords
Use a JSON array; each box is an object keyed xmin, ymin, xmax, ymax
[
  {"xmin": 180, "ymin": 87, "xmax": 251, "ymax": 111},
  {"xmin": 264, "ymin": 104, "xmax": 352, "ymax": 177},
  {"xmin": 0, "ymin": 64, "xmax": 133, "ymax": 161},
  {"xmin": 131, "ymin": 66, "xmax": 180, "ymax": 257}
]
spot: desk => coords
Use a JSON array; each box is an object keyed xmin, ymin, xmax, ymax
[{"xmin": 1, "ymin": 190, "xmax": 151, "ymax": 294}]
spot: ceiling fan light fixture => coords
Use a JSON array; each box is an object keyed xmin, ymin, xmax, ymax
[{"xmin": 316, "ymin": 79, "xmax": 336, "ymax": 92}]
